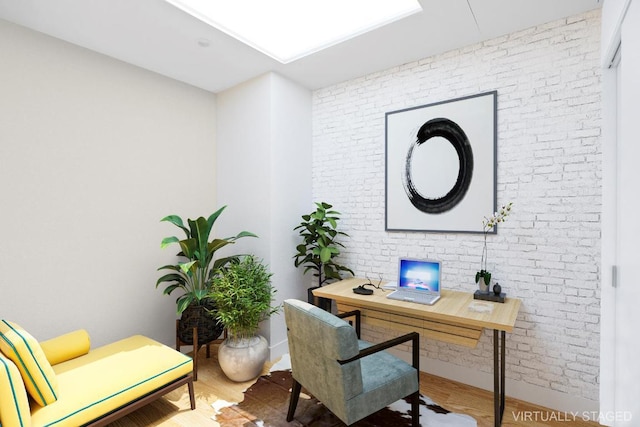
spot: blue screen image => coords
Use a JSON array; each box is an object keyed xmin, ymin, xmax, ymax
[{"xmin": 399, "ymin": 259, "xmax": 440, "ymax": 292}]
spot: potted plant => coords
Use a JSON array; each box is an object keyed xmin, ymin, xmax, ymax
[
  {"xmin": 476, "ymin": 202, "xmax": 513, "ymax": 293},
  {"xmin": 293, "ymin": 202, "xmax": 354, "ymax": 309},
  {"xmin": 208, "ymin": 255, "xmax": 280, "ymax": 382},
  {"xmin": 156, "ymin": 205, "xmax": 256, "ymax": 346}
]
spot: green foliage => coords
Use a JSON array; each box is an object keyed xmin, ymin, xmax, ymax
[
  {"xmin": 156, "ymin": 205, "xmax": 257, "ymax": 315},
  {"xmin": 293, "ymin": 202, "xmax": 354, "ymax": 287},
  {"xmin": 475, "ymin": 270, "xmax": 492, "ymax": 286},
  {"xmin": 208, "ymin": 255, "xmax": 280, "ymax": 341}
]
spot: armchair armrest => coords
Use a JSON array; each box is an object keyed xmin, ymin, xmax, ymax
[
  {"xmin": 338, "ymin": 332, "xmax": 420, "ymax": 372},
  {"xmin": 336, "ymin": 310, "xmax": 361, "ymax": 338}
]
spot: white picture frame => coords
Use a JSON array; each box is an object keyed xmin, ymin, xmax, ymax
[{"xmin": 385, "ymin": 91, "xmax": 497, "ymax": 233}]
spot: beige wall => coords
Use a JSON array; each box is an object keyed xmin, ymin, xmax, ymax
[{"xmin": 0, "ymin": 19, "xmax": 217, "ymax": 347}]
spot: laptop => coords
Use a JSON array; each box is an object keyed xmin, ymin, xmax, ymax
[{"xmin": 386, "ymin": 258, "xmax": 441, "ymax": 305}]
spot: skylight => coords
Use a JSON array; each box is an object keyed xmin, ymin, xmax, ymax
[{"xmin": 165, "ymin": 0, "xmax": 423, "ymax": 64}]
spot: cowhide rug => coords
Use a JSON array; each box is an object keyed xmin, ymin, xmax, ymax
[{"xmin": 212, "ymin": 357, "xmax": 476, "ymax": 427}]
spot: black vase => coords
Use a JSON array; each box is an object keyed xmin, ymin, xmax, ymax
[{"xmin": 177, "ymin": 299, "xmax": 224, "ymax": 345}]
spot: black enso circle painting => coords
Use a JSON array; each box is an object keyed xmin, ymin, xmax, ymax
[
  {"xmin": 402, "ymin": 117, "xmax": 474, "ymax": 214},
  {"xmin": 385, "ymin": 91, "xmax": 496, "ymax": 233}
]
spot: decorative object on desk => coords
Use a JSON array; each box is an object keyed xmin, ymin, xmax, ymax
[
  {"xmin": 473, "ymin": 282, "xmax": 506, "ymax": 303},
  {"xmin": 353, "ymin": 285, "xmax": 374, "ymax": 295},
  {"xmin": 208, "ymin": 255, "xmax": 281, "ymax": 382},
  {"xmin": 468, "ymin": 301, "xmax": 494, "ymax": 313},
  {"xmin": 157, "ymin": 206, "xmax": 257, "ymax": 346},
  {"xmin": 293, "ymin": 202, "xmax": 354, "ymax": 310},
  {"xmin": 475, "ymin": 201, "xmax": 513, "ymax": 293},
  {"xmin": 214, "ymin": 368, "xmax": 478, "ymax": 427},
  {"xmin": 473, "ymin": 289, "xmax": 506, "ymax": 303},
  {"xmin": 493, "ymin": 283, "xmax": 502, "ymax": 296},
  {"xmin": 385, "ymin": 91, "xmax": 497, "ymax": 233},
  {"xmin": 475, "ymin": 270, "xmax": 492, "ymax": 293}
]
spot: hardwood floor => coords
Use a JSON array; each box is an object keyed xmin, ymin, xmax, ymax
[
  {"xmin": 421, "ymin": 372, "xmax": 599, "ymax": 427},
  {"xmin": 109, "ymin": 344, "xmax": 600, "ymax": 427}
]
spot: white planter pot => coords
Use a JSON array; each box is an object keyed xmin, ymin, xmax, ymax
[
  {"xmin": 477, "ymin": 276, "xmax": 492, "ymax": 293},
  {"xmin": 218, "ymin": 335, "xmax": 269, "ymax": 382}
]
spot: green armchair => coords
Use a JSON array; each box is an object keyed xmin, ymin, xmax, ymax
[{"xmin": 283, "ymin": 299, "xmax": 420, "ymax": 426}]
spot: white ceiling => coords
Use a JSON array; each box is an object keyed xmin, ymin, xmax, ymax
[{"xmin": 0, "ymin": 0, "xmax": 601, "ymax": 93}]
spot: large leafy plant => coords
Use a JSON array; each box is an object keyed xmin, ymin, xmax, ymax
[
  {"xmin": 293, "ymin": 202, "xmax": 353, "ymax": 287},
  {"xmin": 157, "ymin": 205, "xmax": 256, "ymax": 315},
  {"xmin": 208, "ymin": 255, "xmax": 280, "ymax": 341}
]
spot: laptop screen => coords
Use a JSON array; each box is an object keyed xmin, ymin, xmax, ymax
[{"xmin": 398, "ymin": 258, "xmax": 441, "ymax": 293}]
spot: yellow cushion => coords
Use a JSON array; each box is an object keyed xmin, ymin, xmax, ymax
[
  {"xmin": 31, "ymin": 335, "xmax": 193, "ymax": 427},
  {"xmin": 0, "ymin": 320, "xmax": 59, "ymax": 406},
  {"xmin": 0, "ymin": 351, "xmax": 32, "ymax": 427},
  {"xmin": 40, "ymin": 329, "xmax": 91, "ymax": 366}
]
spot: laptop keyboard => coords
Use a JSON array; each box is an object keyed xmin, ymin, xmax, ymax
[{"xmin": 386, "ymin": 290, "xmax": 439, "ymax": 305}]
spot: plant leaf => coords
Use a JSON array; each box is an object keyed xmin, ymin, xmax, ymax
[
  {"xmin": 206, "ymin": 205, "xmax": 227, "ymax": 229},
  {"xmin": 207, "ymin": 240, "xmax": 233, "ymax": 259},
  {"xmin": 160, "ymin": 236, "xmax": 179, "ymax": 249},
  {"xmin": 179, "ymin": 261, "xmax": 197, "ymax": 274},
  {"xmin": 176, "ymin": 295, "xmax": 193, "ymax": 315},
  {"xmin": 156, "ymin": 273, "xmax": 186, "ymax": 287},
  {"xmin": 157, "ymin": 264, "xmax": 181, "ymax": 272},
  {"xmin": 189, "ymin": 217, "xmax": 211, "ymax": 261},
  {"xmin": 160, "ymin": 215, "xmax": 190, "ymax": 237},
  {"xmin": 320, "ymin": 247, "xmax": 332, "ymax": 263},
  {"xmin": 232, "ymin": 231, "xmax": 258, "ymax": 239},
  {"xmin": 179, "ymin": 238, "xmax": 197, "ymax": 259},
  {"xmin": 162, "ymin": 283, "xmax": 183, "ymax": 295},
  {"xmin": 193, "ymin": 289, "xmax": 208, "ymax": 300},
  {"xmin": 213, "ymin": 255, "xmax": 240, "ymax": 270}
]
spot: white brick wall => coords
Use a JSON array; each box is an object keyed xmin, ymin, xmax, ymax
[{"xmin": 312, "ymin": 10, "xmax": 601, "ymax": 403}]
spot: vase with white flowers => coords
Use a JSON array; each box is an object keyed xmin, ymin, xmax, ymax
[{"xmin": 476, "ymin": 202, "xmax": 513, "ymax": 293}]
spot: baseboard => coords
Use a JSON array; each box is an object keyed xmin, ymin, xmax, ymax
[
  {"xmin": 268, "ymin": 338, "xmax": 289, "ymax": 362},
  {"xmin": 386, "ymin": 347, "xmax": 599, "ymax": 414}
]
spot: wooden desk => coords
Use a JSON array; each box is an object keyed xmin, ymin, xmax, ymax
[{"xmin": 313, "ymin": 277, "xmax": 521, "ymax": 427}]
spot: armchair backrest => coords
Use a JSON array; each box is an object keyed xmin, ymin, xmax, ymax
[{"xmin": 284, "ymin": 299, "xmax": 363, "ymax": 412}]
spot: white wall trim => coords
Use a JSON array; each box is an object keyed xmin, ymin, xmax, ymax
[
  {"xmin": 269, "ymin": 338, "xmax": 289, "ymax": 360},
  {"xmin": 599, "ymin": 64, "xmax": 619, "ymax": 427},
  {"xmin": 601, "ymin": 0, "xmax": 631, "ymax": 67}
]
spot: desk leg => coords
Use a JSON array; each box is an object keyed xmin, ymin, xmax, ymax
[{"xmin": 493, "ymin": 330, "xmax": 506, "ymax": 427}]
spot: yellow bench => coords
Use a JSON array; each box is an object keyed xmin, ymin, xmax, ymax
[{"xmin": 0, "ymin": 322, "xmax": 194, "ymax": 427}]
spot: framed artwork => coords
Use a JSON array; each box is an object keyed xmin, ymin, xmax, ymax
[{"xmin": 385, "ymin": 91, "xmax": 497, "ymax": 233}]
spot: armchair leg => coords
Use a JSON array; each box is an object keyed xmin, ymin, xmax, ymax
[
  {"xmin": 286, "ymin": 379, "xmax": 302, "ymax": 422},
  {"xmin": 410, "ymin": 391, "xmax": 420, "ymax": 427}
]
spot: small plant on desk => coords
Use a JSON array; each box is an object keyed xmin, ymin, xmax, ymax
[{"xmin": 476, "ymin": 202, "xmax": 513, "ymax": 292}]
